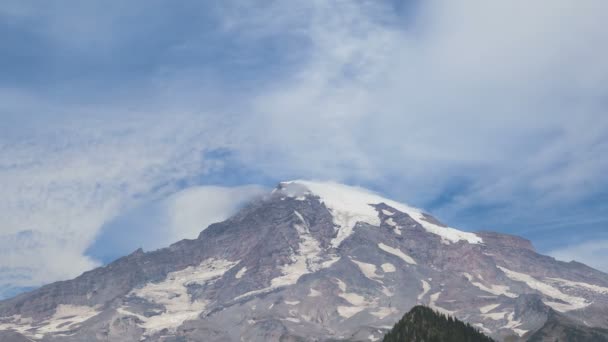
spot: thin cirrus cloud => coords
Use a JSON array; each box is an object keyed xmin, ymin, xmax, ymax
[{"xmin": 0, "ymin": 0, "xmax": 607, "ymax": 298}]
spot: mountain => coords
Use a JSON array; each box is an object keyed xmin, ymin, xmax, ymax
[
  {"xmin": 526, "ymin": 309, "xmax": 608, "ymax": 341},
  {"xmin": 382, "ymin": 305, "xmax": 494, "ymax": 342},
  {"xmin": 1, "ymin": 180, "xmax": 608, "ymax": 341}
]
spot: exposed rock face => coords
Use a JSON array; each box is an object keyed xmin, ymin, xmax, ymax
[
  {"xmin": 527, "ymin": 309, "xmax": 608, "ymax": 341},
  {"xmin": 476, "ymin": 232, "xmax": 535, "ymax": 252},
  {"xmin": 0, "ymin": 180, "xmax": 607, "ymax": 342}
]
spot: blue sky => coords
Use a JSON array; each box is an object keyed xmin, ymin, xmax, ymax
[{"xmin": 1, "ymin": 0, "xmax": 607, "ymax": 299}]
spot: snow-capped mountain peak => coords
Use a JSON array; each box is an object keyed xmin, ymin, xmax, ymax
[
  {"xmin": 1, "ymin": 180, "xmax": 608, "ymax": 342},
  {"xmin": 276, "ymin": 180, "xmax": 483, "ymax": 246}
]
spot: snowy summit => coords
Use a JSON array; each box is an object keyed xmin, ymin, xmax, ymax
[{"xmin": 275, "ymin": 180, "xmax": 483, "ymax": 247}]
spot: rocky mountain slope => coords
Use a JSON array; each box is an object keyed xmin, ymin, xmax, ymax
[
  {"xmin": 0, "ymin": 180, "xmax": 607, "ymax": 341},
  {"xmin": 526, "ymin": 309, "xmax": 608, "ymax": 341}
]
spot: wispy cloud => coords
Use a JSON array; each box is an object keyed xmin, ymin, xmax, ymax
[
  {"xmin": 85, "ymin": 184, "xmax": 267, "ymax": 264},
  {"xmin": 236, "ymin": 0, "xmax": 608, "ymax": 208},
  {"xmin": 0, "ymin": 112, "xmax": 230, "ymax": 296},
  {"xmin": 164, "ymin": 185, "xmax": 267, "ymax": 242}
]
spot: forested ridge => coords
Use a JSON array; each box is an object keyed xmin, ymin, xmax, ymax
[{"xmin": 382, "ymin": 306, "xmax": 495, "ymax": 342}]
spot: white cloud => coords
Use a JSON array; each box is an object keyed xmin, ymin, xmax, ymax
[
  {"xmin": 85, "ymin": 184, "xmax": 268, "ymax": 261},
  {"xmin": 163, "ymin": 185, "xmax": 267, "ymax": 242},
  {"xmin": 0, "ymin": 112, "xmax": 228, "ymax": 296},
  {"xmin": 236, "ymin": 0, "xmax": 608, "ymax": 208},
  {"xmin": 550, "ymin": 240, "xmax": 608, "ymax": 273}
]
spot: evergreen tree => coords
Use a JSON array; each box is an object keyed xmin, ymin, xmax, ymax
[{"xmin": 382, "ymin": 306, "xmax": 495, "ymax": 342}]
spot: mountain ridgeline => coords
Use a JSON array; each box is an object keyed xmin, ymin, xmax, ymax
[
  {"xmin": 526, "ymin": 309, "xmax": 608, "ymax": 342},
  {"xmin": 0, "ymin": 181, "xmax": 608, "ymax": 341},
  {"xmin": 383, "ymin": 306, "xmax": 495, "ymax": 342}
]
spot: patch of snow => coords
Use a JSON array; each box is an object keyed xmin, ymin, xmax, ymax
[
  {"xmin": 234, "ymin": 288, "xmax": 274, "ymax": 301},
  {"xmin": 0, "ymin": 316, "xmax": 36, "ymax": 338},
  {"xmin": 128, "ymin": 258, "xmax": 238, "ymax": 334},
  {"xmin": 462, "ymin": 273, "xmax": 517, "ymax": 298},
  {"xmin": 378, "ymin": 243, "xmax": 417, "ymax": 265},
  {"xmin": 0, "ymin": 315, "xmax": 33, "ymax": 335},
  {"xmin": 337, "ymin": 306, "xmax": 365, "ymax": 318},
  {"xmin": 235, "ymin": 211, "xmax": 339, "ymax": 300},
  {"xmin": 370, "ymin": 307, "xmax": 398, "ymax": 319},
  {"xmin": 381, "ymin": 287, "xmax": 394, "ymax": 297},
  {"xmin": 116, "ymin": 307, "xmax": 146, "ymax": 321},
  {"xmin": 39, "ymin": 305, "xmax": 101, "ymax": 334},
  {"xmin": 474, "ymin": 323, "xmax": 492, "ymax": 335},
  {"xmin": 335, "ymin": 278, "xmax": 377, "ymax": 319},
  {"xmin": 308, "ymin": 288, "xmax": 322, "ymax": 297},
  {"xmin": 482, "ymin": 312, "xmax": 508, "ymax": 320},
  {"xmin": 479, "ymin": 303, "xmax": 500, "ymax": 314},
  {"xmin": 351, "ymin": 258, "xmax": 383, "ymax": 281},
  {"xmin": 282, "ymin": 317, "xmax": 301, "ymax": 323},
  {"xmin": 340, "ymin": 292, "xmax": 367, "ymax": 306},
  {"xmin": 0, "ymin": 305, "xmax": 102, "ymax": 339},
  {"xmin": 504, "ymin": 312, "xmax": 527, "ymax": 336},
  {"xmin": 375, "ymin": 325, "xmax": 393, "ymax": 330},
  {"xmin": 545, "ymin": 277, "xmax": 608, "ymax": 295},
  {"xmin": 429, "ymin": 292, "xmax": 455, "ymax": 316},
  {"xmin": 414, "ymin": 214, "xmax": 482, "ymax": 245},
  {"xmin": 235, "ymin": 267, "xmax": 247, "ymax": 279},
  {"xmin": 381, "ymin": 210, "xmax": 394, "ymax": 216},
  {"xmin": 272, "ymin": 212, "xmax": 337, "ymax": 285},
  {"xmin": 280, "ymin": 181, "xmax": 483, "ymax": 247},
  {"xmin": 512, "ymin": 328, "xmax": 528, "ymax": 337},
  {"xmin": 368, "ymin": 334, "xmax": 380, "ymax": 341},
  {"xmin": 497, "ymin": 266, "xmax": 590, "ymax": 312},
  {"xmin": 384, "ymin": 218, "xmax": 402, "ymax": 235},
  {"xmin": 335, "ymin": 278, "xmax": 347, "ymax": 292},
  {"xmin": 293, "ymin": 210, "xmax": 305, "ymax": 222},
  {"xmin": 284, "ymin": 300, "xmax": 300, "ymax": 305},
  {"xmin": 505, "ymin": 312, "xmax": 516, "ymax": 326},
  {"xmin": 381, "ymin": 263, "xmax": 396, "ymax": 273},
  {"xmin": 418, "ymin": 280, "xmax": 431, "ymax": 302},
  {"xmin": 544, "ymin": 300, "xmax": 589, "ymax": 312},
  {"xmin": 320, "ymin": 255, "xmax": 341, "ymax": 269}
]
